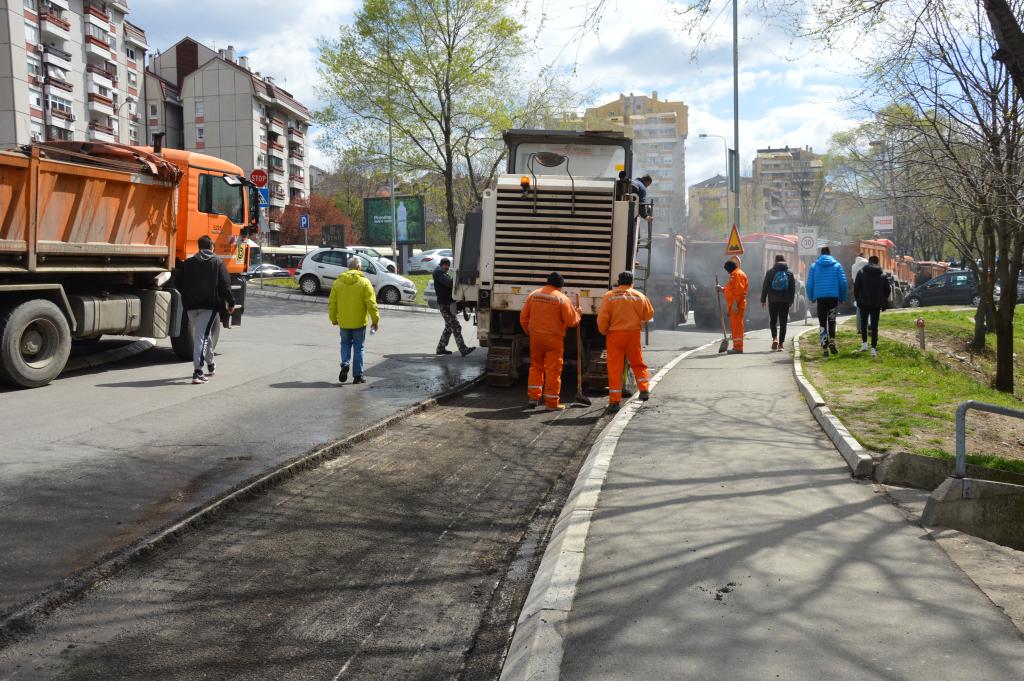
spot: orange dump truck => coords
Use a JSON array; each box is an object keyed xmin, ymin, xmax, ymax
[{"xmin": 0, "ymin": 141, "xmax": 257, "ymax": 388}]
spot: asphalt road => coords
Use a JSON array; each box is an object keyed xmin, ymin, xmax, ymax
[
  {"xmin": 0, "ymin": 306, "xmax": 718, "ymax": 680},
  {"xmin": 0, "ymin": 297, "xmax": 484, "ymax": 616}
]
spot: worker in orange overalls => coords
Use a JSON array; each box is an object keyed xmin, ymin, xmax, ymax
[
  {"xmin": 717, "ymin": 258, "xmax": 749, "ymax": 354},
  {"xmin": 598, "ymin": 271, "xmax": 654, "ymax": 413},
  {"xmin": 520, "ymin": 272, "xmax": 581, "ymax": 411}
]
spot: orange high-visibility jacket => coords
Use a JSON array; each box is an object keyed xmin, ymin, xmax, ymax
[
  {"xmin": 597, "ymin": 285, "xmax": 654, "ymax": 334},
  {"xmin": 723, "ymin": 268, "xmax": 749, "ymax": 309},
  {"xmin": 520, "ymin": 285, "xmax": 581, "ymax": 336}
]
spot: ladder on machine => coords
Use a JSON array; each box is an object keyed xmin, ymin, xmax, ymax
[{"xmin": 632, "ymin": 199, "xmax": 655, "ymax": 346}]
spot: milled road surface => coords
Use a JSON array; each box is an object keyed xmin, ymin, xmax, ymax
[
  {"xmin": 0, "ymin": 302, "xmax": 716, "ymax": 679},
  {"xmin": 0, "ymin": 298, "xmax": 483, "ymax": 616}
]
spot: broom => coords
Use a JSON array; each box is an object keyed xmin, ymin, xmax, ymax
[
  {"xmin": 571, "ymin": 294, "xmax": 592, "ymax": 407},
  {"xmin": 716, "ymin": 275, "xmax": 729, "ymax": 353}
]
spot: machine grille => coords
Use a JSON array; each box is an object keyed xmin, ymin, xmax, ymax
[{"xmin": 493, "ymin": 186, "xmax": 613, "ymax": 288}]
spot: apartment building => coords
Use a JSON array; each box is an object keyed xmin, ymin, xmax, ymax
[
  {"xmin": 584, "ymin": 92, "xmax": 688, "ymax": 232},
  {"xmin": 146, "ymin": 37, "xmax": 312, "ymax": 231},
  {"xmin": 752, "ymin": 145, "xmax": 831, "ymax": 229},
  {"xmin": 687, "ymin": 174, "xmax": 770, "ymax": 235},
  {"xmin": 1, "ymin": 0, "xmax": 147, "ymax": 146}
]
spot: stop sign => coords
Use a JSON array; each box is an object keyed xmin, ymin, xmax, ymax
[{"xmin": 249, "ymin": 169, "xmax": 268, "ymax": 188}]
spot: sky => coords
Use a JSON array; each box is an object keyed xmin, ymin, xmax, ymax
[{"xmin": 130, "ymin": 0, "xmax": 870, "ymax": 192}]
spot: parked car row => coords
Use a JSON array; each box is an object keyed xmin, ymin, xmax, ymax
[{"xmin": 295, "ymin": 247, "xmax": 417, "ymax": 305}]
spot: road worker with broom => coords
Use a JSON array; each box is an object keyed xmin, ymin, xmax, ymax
[
  {"xmin": 717, "ymin": 258, "xmax": 749, "ymax": 354},
  {"xmin": 520, "ymin": 272, "xmax": 581, "ymax": 411},
  {"xmin": 598, "ymin": 271, "xmax": 654, "ymax": 413}
]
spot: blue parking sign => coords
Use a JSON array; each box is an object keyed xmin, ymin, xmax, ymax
[{"xmin": 300, "ymin": 213, "xmax": 310, "ymax": 231}]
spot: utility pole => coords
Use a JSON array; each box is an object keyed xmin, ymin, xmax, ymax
[{"xmin": 732, "ymin": 0, "xmax": 740, "ymax": 232}]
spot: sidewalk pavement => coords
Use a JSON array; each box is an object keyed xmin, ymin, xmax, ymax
[{"xmin": 543, "ymin": 328, "xmax": 1024, "ymax": 680}]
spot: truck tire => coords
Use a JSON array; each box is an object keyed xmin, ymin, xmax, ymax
[
  {"xmin": 171, "ymin": 313, "xmax": 220, "ymax": 362},
  {"xmin": 0, "ymin": 299, "xmax": 72, "ymax": 388}
]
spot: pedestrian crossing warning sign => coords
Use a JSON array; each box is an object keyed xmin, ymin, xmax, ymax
[{"xmin": 726, "ymin": 225, "xmax": 744, "ymax": 255}]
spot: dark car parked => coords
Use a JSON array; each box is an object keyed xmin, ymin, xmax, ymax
[
  {"xmin": 244, "ymin": 264, "xmax": 291, "ymax": 279},
  {"xmin": 905, "ymin": 270, "xmax": 988, "ymax": 307}
]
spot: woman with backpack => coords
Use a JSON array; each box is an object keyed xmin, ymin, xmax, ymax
[{"xmin": 760, "ymin": 254, "xmax": 796, "ymax": 351}]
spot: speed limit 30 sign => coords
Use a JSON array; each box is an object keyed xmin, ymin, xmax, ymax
[{"xmin": 798, "ymin": 227, "xmax": 817, "ymax": 255}]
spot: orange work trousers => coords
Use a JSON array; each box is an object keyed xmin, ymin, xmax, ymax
[
  {"xmin": 728, "ymin": 305, "xmax": 746, "ymax": 351},
  {"xmin": 528, "ymin": 334, "xmax": 565, "ymax": 408},
  {"xmin": 606, "ymin": 329, "xmax": 650, "ymax": 404}
]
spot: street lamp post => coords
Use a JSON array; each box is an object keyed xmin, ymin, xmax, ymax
[
  {"xmin": 732, "ymin": 0, "xmax": 740, "ymax": 233},
  {"xmin": 699, "ymin": 133, "xmax": 730, "ymax": 233}
]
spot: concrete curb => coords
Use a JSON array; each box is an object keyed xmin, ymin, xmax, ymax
[
  {"xmin": 64, "ymin": 338, "xmax": 156, "ymax": 373},
  {"xmin": 247, "ymin": 286, "xmax": 440, "ymax": 314},
  {"xmin": 791, "ymin": 327, "xmax": 875, "ymax": 478},
  {"xmin": 499, "ymin": 340, "xmax": 719, "ymax": 681},
  {"xmin": 0, "ymin": 373, "xmax": 484, "ymax": 647}
]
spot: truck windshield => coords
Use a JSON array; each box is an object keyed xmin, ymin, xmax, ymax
[
  {"xmin": 199, "ymin": 174, "xmax": 244, "ymax": 223},
  {"xmin": 511, "ymin": 143, "xmax": 625, "ymax": 179}
]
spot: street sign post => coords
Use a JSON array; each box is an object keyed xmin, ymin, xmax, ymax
[
  {"xmin": 249, "ymin": 169, "xmax": 268, "ymax": 188},
  {"xmin": 873, "ymin": 215, "xmax": 894, "ymax": 235},
  {"xmin": 798, "ymin": 227, "xmax": 818, "ymax": 256},
  {"xmin": 725, "ymin": 224, "xmax": 744, "ymax": 255}
]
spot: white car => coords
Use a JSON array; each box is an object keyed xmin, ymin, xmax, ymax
[
  {"xmin": 406, "ymin": 249, "xmax": 452, "ymax": 274},
  {"xmin": 295, "ymin": 247, "xmax": 417, "ymax": 305},
  {"xmin": 424, "ymin": 278, "xmax": 437, "ymax": 308},
  {"xmin": 347, "ymin": 245, "xmax": 398, "ymax": 273}
]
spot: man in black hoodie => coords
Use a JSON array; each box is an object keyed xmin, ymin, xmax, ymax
[
  {"xmin": 760, "ymin": 254, "xmax": 796, "ymax": 351},
  {"xmin": 853, "ymin": 255, "xmax": 892, "ymax": 357},
  {"xmin": 176, "ymin": 235, "xmax": 236, "ymax": 384}
]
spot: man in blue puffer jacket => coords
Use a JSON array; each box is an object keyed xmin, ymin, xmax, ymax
[{"xmin": 806, "ymin": 246, "xmax": 848, "ymax": 356}]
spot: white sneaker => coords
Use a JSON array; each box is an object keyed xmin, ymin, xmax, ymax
[
  {"xmin": 870, "ymin": 347, "xmax": 878, "ymax": 357},
  {"xmin": 860, "ymin": 342, "xmax": 869, "ymax": 352}
]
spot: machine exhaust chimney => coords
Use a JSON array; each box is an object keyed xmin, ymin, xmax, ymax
[{"xmin": 153, "ymin": 132, "xmax": 165, "ymax": 155}]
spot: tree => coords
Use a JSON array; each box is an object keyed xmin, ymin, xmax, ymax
[
  {"xmin": 278, "ymin": 194, "xmax": 352, "ymax": 246},
  {"xmin": 317, "ymin": 0, "xmax": 583, "ymax": 246}
]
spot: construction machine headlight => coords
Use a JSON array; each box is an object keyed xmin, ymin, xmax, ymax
[
  {"xmin": 662, "ymin": 295, "xmax": 674, "ymax": 303},
  {"xmin": 520, "ymin": 175, "xmax": 530, "ymax": 196}
]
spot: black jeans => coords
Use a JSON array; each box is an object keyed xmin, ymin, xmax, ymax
[
  {"xmin": 768, "ymin": 302, "xmax": 790, "ymax": 343},
  {"xmin": 816, "ymin": 297, "xmax": 839, "ymax": 345},
  {"xmin": 859, "ymin": 306, "xmax": 881, "ymax": 348}
]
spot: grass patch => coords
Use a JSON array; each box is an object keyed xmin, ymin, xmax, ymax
[
  {"xmin": 799, "ymin": 321, "xmax": 1024, "ymax": 475},
  {"xmin": 406, "ymin": 273, "xmax": 431, "ymax": 306},
  {"xmin": 259, "ymin": 277, "xmax": 299, "ymax": 290}
]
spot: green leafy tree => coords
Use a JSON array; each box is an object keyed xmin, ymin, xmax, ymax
[{"xmin": 317, "ymin": 0, "xmax": 583, "ymax": 246}]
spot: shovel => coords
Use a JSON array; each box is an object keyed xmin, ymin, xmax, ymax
[
  {"xmin": 715, "ymin": 276, "xmax": 729, "ymax": 353},
  {"xmin": 571, "ymin": 294, "xmax": 592, "ymax": 407}
]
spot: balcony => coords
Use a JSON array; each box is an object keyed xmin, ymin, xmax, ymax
[
  {"xmin": 85, "ymin": 35, "xmax": 111, "ymax": 59},
  {"xmin": 288, "ymin": 147, "xmax": 304, "ymax": 160},
  {"xmin": 270, "ymin": 117, "xmax": 285, "ymax": 133},
  {"xmin": 43, "ymin": 76, "xmax": 73, "ymax": 94},
  {"xmin": 84, "ymin": 4, "xmax": 110, "ymax": 22},
  {"xmin": 289, "ymin": 173, "xmax": 305, "ymax": 186},
  {"xmin": 86, "ymin": 64, "xmax": 114, "ymax": 90},
  {"xmin": 124, "ymin": 22, "xmax": 147, "ymax": 49},
  {"xmin": 269, "ymin": 165, "xmax": 284, "ymax": 177},
  {"xmin": 88, "ymin": 121, "xmax": 116, "ymax": 143},
  {"xmin": 87, "ymin": 93, "xmax": 114, "ymax": 117},
  {"xmin": 40, "ymin": 11, "xmax": 72, "ymax": 38},
  {"xmin": 269, "ymin": 142, "xmax": 285, "ymax": 157},
  {"xmin": 287, "ymin": 126, "xmax": 304, "ymax": 139},
  {"xmin": 42, "ymin": 45, "xmax": 73, "ymax": 70},
  {"xmin": 48, "ymin": 108, "xmax": 75, "ymax": 131}
]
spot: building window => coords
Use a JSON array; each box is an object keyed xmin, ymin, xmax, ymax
[
  {"xmin": 195, "ymin": 99, "xmax": 204, "ymax": 117},
  {"xmin": 149, "ymin": 103, "xmax": 158, "ymax": 117},
  {"xmin": 127, "ymin": 71, "xmax": 137, "ymax": 87},
  {"xmin": 47, "ymin": 126, "xmax": 72, "ymax": 141},
  {"xmin": 26, "ymin": 55, "xmax": 42, "ymax": 78},
  {"xmin": 30, "ymin": 121, "xmax": 44, "ymax": 142},
  {"xmin": 196, "ymin": 126, "xmax": 204, "ymax": 141},
  {"xmin": 48, "ymin": 94, "xmax": 72, "ymax": 114},
  {"xmin": 24, "ymin": 0, "xmax": 37, "ymax": 10},
  {"xmin": 129, "ymin": 124, "xmax": 139, "ymax": 144},
  {"xmin": 257, "ymin": 153, "xmax": 266, "ymax": 166},
  {"xmin": 28, "ymin": 87, "xmax": 43, "ymax": 110},
  {"xmin": 24, "ymin": 21, "xmax": 38, "ymax": 45},
  {"xmin": 259, "ymin": 128, "xmax": 266, "ymax": 141},
  {"xmin": 108, "ymin": 34, "xmax": 117, "ymax": 51},
  {"xmin": 126, "ymin": 46, "xmax": 137, "ymax": 61}
]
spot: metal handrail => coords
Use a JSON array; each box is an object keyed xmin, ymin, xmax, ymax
[{"xmin": 955, "ymin": 400, "xmax": 1024, "ymax": 477}]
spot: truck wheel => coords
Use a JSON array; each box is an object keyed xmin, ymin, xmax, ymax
[
  {"xmin": 171, "ymin": 313, "xmax": 220, "ymax": 362},
  {"xmin": 0, "ymin": 299, "xmax": 72, "ymax": 388}
]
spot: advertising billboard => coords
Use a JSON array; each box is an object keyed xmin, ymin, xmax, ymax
[{"xmin": 364, "ymin": 196, "xmax": 425, "ymax": 246}]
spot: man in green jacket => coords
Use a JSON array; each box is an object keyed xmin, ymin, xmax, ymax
[{"xmin": 328, "ymin": 256, "xmax": 380, "ymax": 384}]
